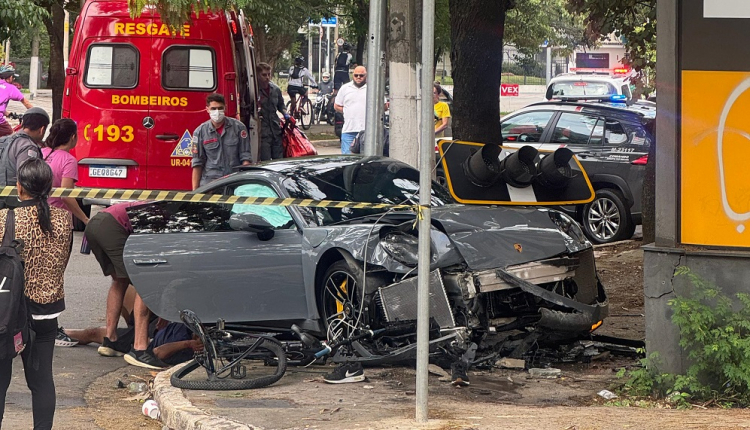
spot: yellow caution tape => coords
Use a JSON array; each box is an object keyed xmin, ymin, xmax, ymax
[{"xmin": 0, "ymin": 186, "xmax": 419, "ymax": 211}]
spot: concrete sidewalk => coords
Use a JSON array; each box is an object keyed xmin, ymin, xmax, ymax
[{"xmin": 151, "ymin": 361, "xmax": 750, "ymax": 430}]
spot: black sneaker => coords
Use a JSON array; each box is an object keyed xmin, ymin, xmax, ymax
[
  {"xmin": 97, "ymin": 336, "xmax": 131, "ymax": 357},
  {"xmin": 323, "ymin": 362, "xmax": 365, "ymax": 384},
  {"xmin": 124, "ymin": 348, "xmax": 168, "ymax": 370},
  {"xmin": 55, "ymin": 327, "xmax": 78, "ymax": 347},
  {"xmin": 451, "ymin": 362, "xmax": 470, "ymax": 387}
]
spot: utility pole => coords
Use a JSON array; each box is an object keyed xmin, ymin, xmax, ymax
[
  {"xmin": 29, "ymin": 34, "xmax": 40, "ymax": 99},
  {"xmin": 416, "ymin": 0, "xmax": 435, "ymax": 422},
  {"xmin": 64, "ymin": 10, "xmax": 70, "ymax": 68},
  {"xmin": 318, "ymin": 25, "xmax": 323, "ymax": 78},
  {"xmin": 363, "ymin": 0, "xmax": 385, "ymax": 155},
  {"xmin": 326, "ymin": 26, "xmax": 331, "ymax": 74},
  {"xmin": 3, "ymin": 40, "xmax": 9, "ymax": 65},
  {"xmin": 308, "ymin": 28, "xmax": 313, "ymax": 75},
  {"xmin": 388, "ymin": 0, "xmax": 419, "ymax": 167}
]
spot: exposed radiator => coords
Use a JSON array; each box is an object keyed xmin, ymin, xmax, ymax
[{"xmin": 377, "ymin": 270, "xmax": 456, "ymax": 328}]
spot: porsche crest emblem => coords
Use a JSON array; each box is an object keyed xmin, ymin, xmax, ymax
[{"xmin": 513, "ymin": 243, "xmax": 523, "ymax": 253}]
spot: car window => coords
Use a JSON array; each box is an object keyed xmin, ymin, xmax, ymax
[
  {"xmin": 85, "ymin": 44, "xmax": 138, "ymax": 88},
  {"xmin": 605, "ymin": 119, "xmax": 629, "ymax": 145},
  {"xmin": 549, "ymin": 81, "xmax": 616, "ymax": 97},
  {"xmin": 162, "ymin": 47, "xmax": 216, "ymax": 90},
  {"xmin": 551, "ymin": 113, "xmax": 602, "ymax": 145},
  {"xmin": 501, "ymin": 111, "xmax": 554, "ymax": 143},
  {"xmin": 228, "ymin": 183, "xmax": 295, "ymax": 229},
  {"xmin": 282, "ymin": 159, "xmax": 454, "ymax": 226}
]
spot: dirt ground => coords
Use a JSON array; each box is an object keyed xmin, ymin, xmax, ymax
[{"xmin": 85, "ymin": 238, "xmax": 750, "ymax": 429}]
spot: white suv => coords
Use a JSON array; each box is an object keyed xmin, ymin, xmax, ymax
[{"xmin": 546, "ymin": 73, "xmax": 633, "ymax": 102}]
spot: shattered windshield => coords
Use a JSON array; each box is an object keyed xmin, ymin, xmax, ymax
[{"xmin": 281, "ymin": 158, "xmax": 455, "ymax": 226}]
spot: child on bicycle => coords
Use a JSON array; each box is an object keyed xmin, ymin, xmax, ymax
[{"xmin": 287, "ymin": 56, "xmax": 317, "ymax": 115}]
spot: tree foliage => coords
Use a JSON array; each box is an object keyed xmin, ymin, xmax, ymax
[
  {"xmin": 566, "ymin": 0, "xmax": 656, "ymax": 73},
  {"xmin": 0, "ymin": 0, "xmax": 47, "ymax": 41},
  {"xmin": 506, "ymin": 0, "xmax": 585, "ymax": 54}
]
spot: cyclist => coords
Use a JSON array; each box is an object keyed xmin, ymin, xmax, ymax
[
  {"xmin": 333, "ymin": 43, "xmax": 352, "ymax": 94},
  {"xmin": 0, "ymin": 65, "xmax": 33, "ymax": 137},
  {"xmin": 287, "ymin": 56, "xmax": 317, "ymax": 116}
]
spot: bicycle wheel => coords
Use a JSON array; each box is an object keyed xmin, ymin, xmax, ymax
[
  {"xmin": 285, "ymin": 100, "xmax": 293, "ymax": 119},
  {"xmin": 171, "ymin": 336, "xmax": 287, "ymax": 390},
  {"xmin": 299, "ymin": 99, "xmax": 313, "ymax": 130}
]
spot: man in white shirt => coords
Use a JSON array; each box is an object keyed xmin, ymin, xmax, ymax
[{"xmin": 334, "ymin": 66, "xmax": 368, "ymax": 154}]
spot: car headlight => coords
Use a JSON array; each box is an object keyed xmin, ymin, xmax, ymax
[
  {"xmin": 380, "ymin": 231, "xmax": 420, "ymax": 267},
  {"xmin": 545, "ymin": 209, "xmax": 589, "ymax": 245}
]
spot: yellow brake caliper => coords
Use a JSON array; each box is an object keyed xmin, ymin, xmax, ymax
[{"xmin": 337, "ymin": 279, "xmax": 348, "ymax": 316}]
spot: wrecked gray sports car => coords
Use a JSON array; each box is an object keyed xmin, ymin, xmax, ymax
[{"xmin": 123, "ymin": 156, "xmax": 608, "ymax": 364}]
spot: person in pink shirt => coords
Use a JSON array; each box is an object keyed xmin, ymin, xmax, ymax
[
  {"xmin": 42, "ymin": 118, "xmax": 90, "ymax": 348},
  {"xmin": 0, "ymin": 65, "xmax": 33, "ymax": 137},
  {"xmin": 41, "ymin": 119, "xmax": 89, "ymax": 226}
]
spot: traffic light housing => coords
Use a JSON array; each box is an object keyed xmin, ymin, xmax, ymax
[{"xmin": 437, "ymin": 140, "xmax": 595, "ymax": 205}]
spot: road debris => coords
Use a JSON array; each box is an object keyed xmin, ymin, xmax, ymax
[
  {"xmin": 597, "ymin": 389, "xmax": 618, "ymax": 400},
  {"xmin": 528, "ymin": 368, "xmax": 562, "ymax": 379}
]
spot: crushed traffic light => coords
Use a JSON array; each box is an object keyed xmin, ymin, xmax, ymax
[{"xmin": 437, "ymin": 140, "xmax": 594, "ymax": 205}]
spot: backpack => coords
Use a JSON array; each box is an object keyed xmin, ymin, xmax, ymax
[
  {"xmin": 291, "ymin": 66, "xmax": 302, "ymax": 79},
  {"xmin": 0, "ymin": 133, "xmax": 26, "ymax": 187},
  {"xmin": 0, "ymin": 210, "xmax": 30, "ymax": 360}
]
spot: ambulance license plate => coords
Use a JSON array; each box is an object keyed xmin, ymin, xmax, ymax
[{"xmin": 89, "ymin": 165, "xmax": 127, "ymax": 178}]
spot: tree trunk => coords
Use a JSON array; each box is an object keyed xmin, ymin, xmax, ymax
[
  {"xmin": 355, "ymin": 34, "xmax": 365, "ymax": 65},
  {"xmin": 42, "ymin": 0, "xmax": 65, "ymax": 122},
  {"xmin": 642, "ymin": 137, "xmax": 656, "ymax": 243},
  {"xmin": 448, "ymin": 0, "xmax": 510, "ymax": 144}
]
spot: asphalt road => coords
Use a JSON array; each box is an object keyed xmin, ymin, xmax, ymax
[{"xmin": 2, "ymin": 230, "xmax": 139, "ymax": 429}]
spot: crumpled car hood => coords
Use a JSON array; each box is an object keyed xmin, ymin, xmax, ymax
[{"xmin": 431, "ymin": 205, "xmax": 569, "ymax": 270}]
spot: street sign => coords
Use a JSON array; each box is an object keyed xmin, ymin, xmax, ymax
[
  {"xmin": 500, "ymin": 84, "xmax": 519, "ymax": 97},
  {"xmin": 321, "ymin": 17, "xmax": 337, "ymax": 27},
  {"xmin": 336, "ymin": 38, "xmax": 345, "ymax": 47},
  {"xmin": 309, "ymin": 17, "xmax": 337, "ymax": 27}
]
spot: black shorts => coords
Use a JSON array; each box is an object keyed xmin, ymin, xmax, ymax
[
  {"xmin": 85, "ymin": 212, "xmax": 130, "ymax": 281},
  {"xmin": 287, "ymin": 85, "xmax": 307, "ymax": 98},
  {"xmin": 334, "ymin": 71, "xmax": 350, "ymax": 90}
]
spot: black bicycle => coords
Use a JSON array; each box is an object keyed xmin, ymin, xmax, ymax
[{"xmin": 170, "ymin": 310, "xmax": 287, "ymax": 391}]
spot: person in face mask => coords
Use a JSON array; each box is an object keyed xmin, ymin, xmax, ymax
[{"xmin": 190, "ymin": 93, "xmax": 252, "ymax": 190}]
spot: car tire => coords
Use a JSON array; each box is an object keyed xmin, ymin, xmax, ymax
[
  {"xmin": 318, "ymin": 260, "xmax": 365, "ymax": 342},
  {"xmin": 581, "ymin": 189, "xmax": 634, "ymax": 244}
]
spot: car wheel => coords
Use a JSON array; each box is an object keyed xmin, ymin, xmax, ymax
[
  {"xmin": 319, "ymin": 261, "xmax": 365, "ymax": 342},
  {"xmin": 72, "ymin": 200, "xmax": 91, "ymax": 232},
  {"xmin": 581, "ymin": 189, "xmax": 634, "ymax": 244}
]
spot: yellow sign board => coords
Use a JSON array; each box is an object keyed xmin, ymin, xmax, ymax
[{"xmin": 681, "ymin": 71, "xmax": 750, "ymax": 247}]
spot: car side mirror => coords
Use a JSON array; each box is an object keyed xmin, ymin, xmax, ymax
[{"xmin": 229, "ymin": 213, "xmax": 275, "ymax": 241}]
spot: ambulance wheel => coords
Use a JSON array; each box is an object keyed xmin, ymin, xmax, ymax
[{"xmin": 299, "ymin": 99, "xmax": 313, "ymax": 130}]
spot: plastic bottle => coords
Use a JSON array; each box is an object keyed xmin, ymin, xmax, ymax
[{"xmin": 127, "ymin": 381, "xmax": 148, "ymax": 393}]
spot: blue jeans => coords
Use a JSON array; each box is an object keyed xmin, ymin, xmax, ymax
[{"xmin": 341, "ymin": 132, "xmax": 358, "ymax": 154}]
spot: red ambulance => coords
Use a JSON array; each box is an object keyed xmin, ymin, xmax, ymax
[{"xmin": 63, "ymin": 0, "xmax": 260, "ymax": 192}]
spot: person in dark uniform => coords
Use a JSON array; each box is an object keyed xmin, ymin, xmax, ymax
[
  {"xmin": 333, "ymin": 43, "xmax": 352, "ymax": 94},
  {"xmin": 191, "ymin": 93, "xmax": 253, "ymax": 190},
  {"xmin": 256, "ymin": 62, "xmax": 288, "ymax": 161}
]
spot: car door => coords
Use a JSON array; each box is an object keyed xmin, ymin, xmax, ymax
[
  {"xmin": 124, "ymin": 179, "xmax": 307, "ymax": 326},
  {"xmin": 500, "ymin": 110, "xmax": 556, "ymax": 149},
  {"xmin": 148, "ymin": 38, "xmax": 223, "ymax": 190}
]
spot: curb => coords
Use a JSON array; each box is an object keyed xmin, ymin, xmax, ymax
[
  {"xmin": 153, "ymin": 363, "xmax": 261, "ymax": 430},
  {"xmin": 311, "ymin": 139, "xmax": 340, "ymax": 148}
]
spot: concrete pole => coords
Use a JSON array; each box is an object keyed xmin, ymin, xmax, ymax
[
  {"xmin": 308, "ymin": 28, "xmax": 313, "ymax": 76},
  {"xmin": 318, "ymin": 26, "xmax": 323, "ymax": 79},
  {"xmin": 416, "ymin": 0, "xmax": 434, "ymax": 423},
  {"xmin": 29, "ymin": 34, "xmax": 40, "ymax": 99},
  {"xmin": 546, "ymin": 46, "xmax": 552, "ymax": 85},
  {"xmin": 3, "ymin": 40, "xmax": 9, "ymax": 66},
  {"xmin": 389, "ymin": 0, "xmax": 419, "ymax": 167},
  {"xmin": 64, "ymin": 10, "xmax": 70, "ymax": 69},
  {"xmin": 363, "ymin": 0, "xmax": 385, "ymax": 155},
  {"xmin": 326, "ymin": 26, "xmax": 331, "ymax": 73}
]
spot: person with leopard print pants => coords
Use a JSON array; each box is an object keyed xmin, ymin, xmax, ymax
[{"xmin": 0, "ymin": 158, "xmax": 72, "ymax": 430}]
